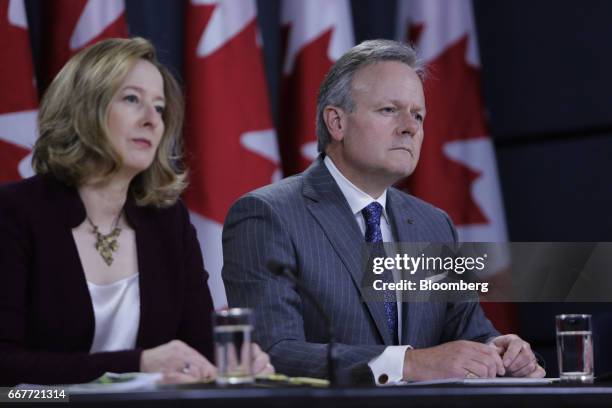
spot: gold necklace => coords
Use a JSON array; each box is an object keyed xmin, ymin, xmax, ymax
[{"xmin": 87, "ymin": 211, "xmax": 122, "ymax": 266}]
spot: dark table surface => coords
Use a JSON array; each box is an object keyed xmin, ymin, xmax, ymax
[{"xmin": 66, "ymin": 382, "xmax": 612, "ymax": 408}]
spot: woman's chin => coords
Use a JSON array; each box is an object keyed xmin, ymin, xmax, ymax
[{"xmin": 120, "ymin": 161, "xmax": 154, "ymax": 178}]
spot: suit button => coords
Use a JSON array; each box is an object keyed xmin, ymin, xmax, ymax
[{"xmin": 378, "ymin": 374, "xmax": 389, "ymax": 384}]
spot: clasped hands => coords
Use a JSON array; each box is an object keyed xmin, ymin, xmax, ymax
[
  {"xmin": 403, "ymin": 334, "xmax": 546, "ymax": 381},
  {"xmin": 140, "ymin": 340, "xmax": 275, "ymax": 383}
]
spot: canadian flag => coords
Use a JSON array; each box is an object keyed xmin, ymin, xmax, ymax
[
  {"xmin": 42, "ymin": 0, "xmax": 127, "ymax": 87},
  {"xmin": 397, "ymin": 0, "xmax": 516, "ymax": 332},
  {"xmin": 184, "ymin": 0, "xmax": 280, "ymax": 307},
  {"xmin": 0, "ymin": 0, "xmax": 38, "ymax": 184},
  {"xmin": 278, "ymin": 0, "xmax": 353, "ymax": 175}
]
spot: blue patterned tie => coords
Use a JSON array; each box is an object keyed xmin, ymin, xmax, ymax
[{"xmin": 362, "ymin": 202, "xmax": 398, "ymax": 344}]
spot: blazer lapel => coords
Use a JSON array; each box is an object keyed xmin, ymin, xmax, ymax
[
  {"xmin": 124, "ymin": 199, "xmax": 156, "ymax": 348},
  {"xmin": 387, "ymin": 188, "xmax": 425, "ymax": 346},
  {"xmin": 302, "ymin": 158, "xmax": 393, "ymax": 345}
]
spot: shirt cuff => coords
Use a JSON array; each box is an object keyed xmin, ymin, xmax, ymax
[{"xmin": 368, "ymin": 345, "xmax": 412, "ymax": 385}]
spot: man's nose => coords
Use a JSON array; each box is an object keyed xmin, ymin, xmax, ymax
[{"xmin": 397, "ymin": 111, "xmax": 419, "ymax": 136}]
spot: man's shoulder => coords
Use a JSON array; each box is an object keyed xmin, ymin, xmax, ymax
[
  {"xmin": 387, "ymin": 186, "xmax": 456, "ymax": 238},
  {"xmin": 238, "ymin": 173, "xmax": 305, "ymax": 206},
  {"xmin": 388, "ymin": 186, "xmax": 449, "ymax": 218}
]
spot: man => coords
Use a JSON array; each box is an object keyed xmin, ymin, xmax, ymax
[{"xmin": 222, "ymin": 39, "xmax": 544, "ymax": 384}]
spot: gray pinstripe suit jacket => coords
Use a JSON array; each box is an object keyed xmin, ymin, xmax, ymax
[{"xmin": 222, "ymin": 157, "xmax": 499, "ymax": 382}]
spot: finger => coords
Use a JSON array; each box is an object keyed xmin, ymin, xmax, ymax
[
  {"xmin": 263, "ymin": 363, "xmax": 275, "ymax": 375},
  {"xmin": 501, "ymin": 339, "xmax": 525, "ymax": 368},
  {"xmin": 526, "ymin": 365, "xmax": 546, "ymax": 378},
  {"xmin": 469, "ymin": 358, "xmax": 494, "ymax": 378},
  {"xmin": 189, "ymin": 356, "xmax": 217, "ymax": 381},
  {"xmin": 256, "ymin": 363, "xmax": 275, "ymax": 376},
  {"xmin": 507, "ymin": 349, "xmax": 533, "ymax": 374},
  {"xmin": 490, "ymin": 335, "xmax": 507, "ymax": 348},
  {"xmin": 177, "ymin": 343, "xmax": 216, "ymax": 381},
  {"xmin": 161, "ymin": 371, "xmax": 199, "ymax": 384},
  {"xmin": 251, "ymin": 343, "xmax": 272, "ymax": 375},
  {"xmin": 491, "ymin": 344, "xmax": 504, "ymax": 355},
  {"xmin": 509, "ymin": 358, "xmax": 538, "ymax": 377},
  {"xmin": 464, "ymin": 359, "xmax": 491, "ymax": 378},
  {"xmin": 200, "ymin": 364, "xmax": 218, "ymax": 381},
  {"xmin": 252, "ymin": 343, "xmax": 262, "ymax": 354},
  {"xmin": 252, "ymin": 348, "xmax": 271, "ymax": 374},
  {"xmin": 459, "ymin": 342, "xmax": 498, "ymax": 377},
  {"xmin": 468, "ymin": 348, "xmax": 497, "ymax": 378},
  {"xmin": 179, "ymin": 360, "xmax": 206, "ymax": 381},
  {"xmin": 226, "ymin": 343, "xmax": 240, "ymax": 370},
  {"xmin": 474, "ymin": 343, "xmax": 505, "ymax": 376}
]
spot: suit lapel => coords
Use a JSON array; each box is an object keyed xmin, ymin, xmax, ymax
[
  {"xmin": 302, "ymin": 158, "xmax": 393, "ymax": 345},
  {"xmin": 124, "ymin": 200, "xmax": 159, "ymax": 349},
  {"xmin": 387, "ymin": 188, "xmax": 425, "ymax": 346}
]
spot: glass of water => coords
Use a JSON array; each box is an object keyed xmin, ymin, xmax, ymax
[
  {"xmin": 213, "ymin": 308, "xmax": 254, "ymax": 385},
  {"xmin": 556, "ymin": 314, "xmax": 594, "ymax": 383}
]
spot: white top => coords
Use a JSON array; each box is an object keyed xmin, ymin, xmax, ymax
[
  {"xmin": 324, "ymin": 156, "xmax": 410, "ymax": 385},
  {"xmin": 87, "ymin": 274, "xmax": 140, "ymax": 353}
]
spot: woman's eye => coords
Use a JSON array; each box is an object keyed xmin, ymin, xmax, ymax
[
  {"xmin": 124, "ymin": 94, "xmax": 139, "ymax": 103},
  {"xmin": 155, "ymin": 105, "xmax": 165, "ymax": 115}
]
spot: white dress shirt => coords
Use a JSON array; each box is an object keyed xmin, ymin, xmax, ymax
[
  {"xmin": 324, "ymin": 156, "xmax": 410, "ymax": 385},
  {"xmin": 87, "ymin": 274, "xmax": 140, "ymax": 353}
]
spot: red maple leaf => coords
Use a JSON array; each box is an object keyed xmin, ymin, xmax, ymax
[
  {"xmin": 398, "ymin": 27, "xmax": 488, "ymax": 226},
  {"xmin": 183, "ymin": 3, "xmax": 277, "ymax": 224},
  {"xmin": 405, "ymin": 23, "xmax": 517, "ymax": 333},
  {"xmin": 41, "ymin": 0, "xmax": 127, "ymax": 89},
  {"xmin": 0, "ymin": 1, "xmax": 37, "ymax": 114},
  {"xmin": 0, "ymin": 141, "xmax": 29, "ymax": 183},
  {"xmin": 0, "ymin": 1, "xmax": 37, "ymax": 184},
  {"xmin": 278, "ymin": 28, "xmax": 334, "ymax": 176}
]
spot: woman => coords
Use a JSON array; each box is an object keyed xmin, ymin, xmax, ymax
[{"xmin": 0, "ymin": 37, "xmax": 272, "ymax": 386}]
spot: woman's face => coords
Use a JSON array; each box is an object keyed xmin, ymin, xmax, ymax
[{"xmin": 106, "ymin": 59, "xmax": 166, "ymax": 176}]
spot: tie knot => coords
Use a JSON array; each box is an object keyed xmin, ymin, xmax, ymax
[
  {"xmin": 362, "ymin": 202, "xmax": 383, "ymax": 224},
  {"xmin": 362, "ymin": 202, "xmax": 383, "ymax": 243}
]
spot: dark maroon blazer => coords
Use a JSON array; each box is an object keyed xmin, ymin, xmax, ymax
[{"xmin": 0, "ymin": 174, "xmax": 214, "ymax": 386}]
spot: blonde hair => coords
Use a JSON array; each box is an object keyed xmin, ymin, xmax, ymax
[{"xmin": 33, "ymin": 37, "xmax": 187, "ymax": 207}]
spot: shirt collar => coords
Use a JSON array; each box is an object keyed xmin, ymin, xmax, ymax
[{"xmin": 324, "ymin": 156, "xmax": 389, "ymax": 223}]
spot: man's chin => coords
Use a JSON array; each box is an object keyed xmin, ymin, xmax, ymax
[
  {"xmin": 380, "ymin": 169, "xmax": 414, "ymax": 188},
  {"xmin": 391, "ymin": 164, "xmax": 416, "ymax": 179}
]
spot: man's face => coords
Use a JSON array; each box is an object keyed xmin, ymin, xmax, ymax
[{"xmin": 330, "ymin": 61, "xmax": 426, "ymax": 194}]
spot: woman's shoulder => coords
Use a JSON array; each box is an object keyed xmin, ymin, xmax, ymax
[
  {"xmin": 0, "ymin": 174, "xmax": 49, "ymax": 206},
  {"xmin": 3, "ymin": 171, "xmax": 72, "ymax": 195},
  {"xmin": 0, "ymin": 174, "xmax": 78, "ymax": 219},
  {"xmin": 0, "ymin": 175, "xmax": 49, "ymax": 233}
]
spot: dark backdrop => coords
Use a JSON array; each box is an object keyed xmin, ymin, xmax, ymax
[{"xmin": 22, "ymin": 0, "xmax": 612, "ymax": 375}]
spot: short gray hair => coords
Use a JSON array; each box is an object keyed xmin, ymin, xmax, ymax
[{"xmin": 316, "ymin": 39, "xmax": 425, "ymax": 153}]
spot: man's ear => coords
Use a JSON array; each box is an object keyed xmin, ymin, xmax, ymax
[{"xmin": 323, "ymin": 106, "xmax": 346, "ymax": 142}]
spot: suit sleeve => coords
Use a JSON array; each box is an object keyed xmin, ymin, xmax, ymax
[
  {"xmin": 222, "ymin": 195, "xmax": 385, "ymax": 383},
  {"xmin": 0, "ymin": 189, "xmax": 140, "ymax": 386},
  {"xmin": 438, "ymin": 210, "xmax": 501, "ymax": 343},
  {"xmin": 440, "ymin": 301, "xmax": 500, "ymax": 344},
  {"xmin": 176, "ymin": 201, "xmax": 214, "ymax": 361}
]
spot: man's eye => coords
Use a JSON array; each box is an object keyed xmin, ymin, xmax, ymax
[
  {"xmin": 124, "ymin": 94, "xmax": 139, "ymax": 103},
  {"xmin": 155, "ymin": 105, "xmax": 165, "ymax": 115},
  {"xmin": 381, "ymin": 107, "xmax": 396, "ymax": 114},
  {"xmin": 413, "ymin": 112, "xmax": 424, "ymax": 122}
]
